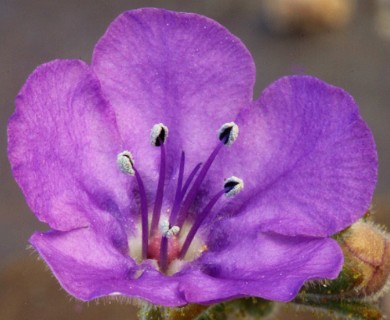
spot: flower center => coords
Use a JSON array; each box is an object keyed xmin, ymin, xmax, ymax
[{"xmin": 117, "ymin": 122, "xmax": 243, "ymax": 274}]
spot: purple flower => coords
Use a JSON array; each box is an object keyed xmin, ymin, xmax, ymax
[{"xmin": 8, "ymin": 8, "xmax": 377, "ymax": 307}]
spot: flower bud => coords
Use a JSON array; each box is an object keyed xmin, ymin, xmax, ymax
[
  {"xmin": 303, "ymin": 218, "xmax": 390, "ymax": 302},
  {"xmin": 339, "ymin": 220, "xmax": 390, "ymax": 299}
]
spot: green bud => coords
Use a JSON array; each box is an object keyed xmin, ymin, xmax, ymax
[{"xmin": 305, "ymin": 219, "xmax": 390, "ymax": 301}]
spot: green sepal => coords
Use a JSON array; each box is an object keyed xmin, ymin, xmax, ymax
[
  {"xmin": 226, "ymin": 298, "xmax": 274, "ymax": 319},
  {"xmin": 293, "ymin": 294, "xmax": 383, "ymax": 320},
  {"xmin": 303, "ymin": 266, "xmax": 364, "ymax": 298},
  {"xmin": 195, "ymin": 303, "xmax": 227, "ymax": 320},
  {"xmin": 165, "ymin": 304, "xmax": 208, "ymax": 320},
  {"xmin": 194, "ymin": 298, "xmax": 274, "ymax": 320},
  {"xmin": 138, "ymin": 303, "xmax": 165, "ymax": 320}
]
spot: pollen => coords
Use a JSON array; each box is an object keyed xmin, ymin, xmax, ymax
[
  {"xmin": 151, "ymin": 123, "xmax": 168, "ymax": 146},
  {"xmin": 218, "ymin": 122, "xmax": 239, "ymax": 146},
  {"xmin": 224, "ymin": 176, "xmax": 244, "ymax": 197},
  {"xmin": 117, "ymin": 151, "xmax": 135, "ymax": 175}
]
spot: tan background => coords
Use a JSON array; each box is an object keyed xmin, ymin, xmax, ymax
[{"xmin": 1, "ymin": 1, "xmax": 389, "ymax": 319}]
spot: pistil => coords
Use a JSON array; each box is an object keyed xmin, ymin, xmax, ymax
[{"xmin": 159, "ymin": 220, "xmax": 180, "ymax": 273}]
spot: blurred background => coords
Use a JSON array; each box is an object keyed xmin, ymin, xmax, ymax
[{"xmin": 1, "ymin": 0, "xmax": 389, "ymax": 319}]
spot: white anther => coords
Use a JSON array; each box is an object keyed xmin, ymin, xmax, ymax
[
  {"xmin": 160, "ymin": 220, "xmax": 180, "ymax": 238},
  {"xmin": 224, "ymin": 176, "xmax": 244, "ymax": 197},
  {"xmin": 150, "ymin": 123, "xmax": 168, "ymax": 146},
  {"xmin": 117, "ymin": 151, "xmax": 135, "ymax": 175},
  {"xmin": 218, "ymin": 122, "xmax": 239, "ymax": 146}
]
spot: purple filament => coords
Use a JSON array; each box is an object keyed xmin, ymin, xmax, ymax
[
  {"xmin": 150, "ymin": 142, "xmax": 166, "ymax": 235},
  {"xmin": 159, "ymin": 236, "xmax": 169, "ymax": 273},
  {"xmin": 180, "ymin": 162, "xmax": 202, "ymax": 205},
  {"xmin": 134, "ymin": 169, "xmax": 149, "ymax": 260},
  {"xmin": 170, "ymin": 161, "xmax": 202, "ymax": 227},
  {"xmin": 179, "ymin": 189, "xmax": 225, "ymax": 259},
  {"xmin": 176, "ymin": 141, "xmax": 224, "ymax": 228},
  {"xmin": 168, "ymin": 152, "xmax": 186, "ymax": 226}
]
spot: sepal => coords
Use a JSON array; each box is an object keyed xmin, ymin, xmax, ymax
[{"xmin": 293, "ymin": 294, "xmax": 382, "ymax": 320}]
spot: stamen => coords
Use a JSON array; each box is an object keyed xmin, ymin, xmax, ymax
[
  {"xmin": 150, "ymin": 123, "xmax": 168, "ymax": 146},
  {"xmin": 170, "ymin": 161, "xmax": 202, "ymax": 226},
  {"xmin": 168, "ymin": 152, "xmax": 186, "ymax": 226},
  {"xmin": 218, "ymin": 122, "xmax": 239, "ymax": 146},
  {"xmin": 117, "ymin": 151, "xmax": 135, "ymax": 175},
  {"xmin": 134, "ymin": 169, "xmax": 149, "ymax": 260},
  {"xmin": 176, "ymin": 122, "xmax": 238, "ymax": 228},
  {"xmin": 179, "ymin": 190, "xmax": 224, "ymax": 259},
  {"xmin": 150, "ymin": 124, "xmax": 168, "ymax": 236},
  {"xmin": 117, "ymin": 151, "xmax": 148, "ymax": 259},
  {"xmin": 179, "ymin": 176, "xmax": 244, "ymax": 259},
  {"xmin": 176, "ymin": 142, "xmax": 224, "ymax": 228},
  {"xmin": 180, "ymin": 162, "xmax": 202, "ymax": 202},
  {"xmin": 224, "ymin": 176, "xmax": 244, "ymax": 197}
]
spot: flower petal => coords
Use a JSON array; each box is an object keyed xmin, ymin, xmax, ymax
[
  {"xmin": 92, "ymin": 8, "xmax": 255, "ymax": 180},
  {"xmin": 8, "ymin": 60, "xmax": 133, "ymax": 231},
  {"xmin": 179, "ymin": 233, "xmax": 343, "ymax": 303},
  {"xmin": 214, "ymin": 76, "xmax": 377, "ymax": 237},
  {"xmin": 30, "ymin": 228, "xmax": 186, "ymax": 306}
]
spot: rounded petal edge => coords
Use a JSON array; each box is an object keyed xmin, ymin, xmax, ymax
[
  {"xmin": 30, "ymin": 229, "xmax": 187, "ymax": 306},
  {"xmin": 216, "ymin": 75, "xmax": 378, "ymax": 237},
  {"xmin": 8, "ymin": 59, "xmax": 133, "ymax": 231}
]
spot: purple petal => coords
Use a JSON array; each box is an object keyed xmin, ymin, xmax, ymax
[
  {"xmin": 214, "ymin": 76, "xmax": 377, "ymax": 237},
  {"xmin": 8, "ymin": 60, "xmax": 134, "ymax": 231},
  {"xmin": 179, "ymin": 233, "xmax": 343, "ymax": 303},
  {"xmin": 92, "ymin": 8, "xmax": 255, "ymax": 181},
  {"xmin": 30, "ymin": 228, "xmax": 186, "ymax": 306}
]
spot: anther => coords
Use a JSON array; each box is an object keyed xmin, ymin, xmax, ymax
[
  {"xmin": 117, "ymin": 151, "xmax": 135, "ymax": 175},
  {"xmin": 151, "ymin": 123, "xmax": 168, "ymax": 146},
  {"xmin": 224, "ymin": 176, "xmax": 244, "ymax": 197},
  {"xmin": 160, "ymin": 220, "xmax": 180, "ymax": 238},
  {"xmin": 218, "ymin": 122, "xmax": 239, "ymax": 146}
]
